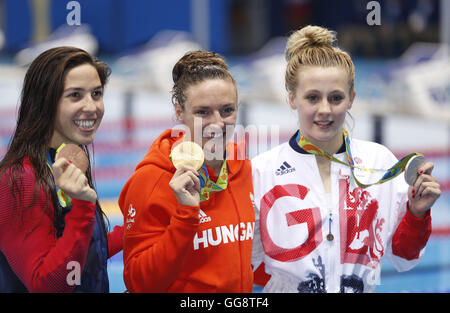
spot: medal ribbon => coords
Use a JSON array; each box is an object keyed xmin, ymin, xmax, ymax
[
  {"xmin": 296, "ymin": 129, "xmax": 423, "ymax": 188},
  {"xmin": 197, "ymin": 160, "xmax": 228, "ymax": 202},
  {"xmin": 46, "ymin": 144, "xmax": 72, "ymax": 208}
]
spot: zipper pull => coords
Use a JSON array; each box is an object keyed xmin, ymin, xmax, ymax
[{"xmin": 327, "ymin": 212, "xmax": 334, "ymax": 241}]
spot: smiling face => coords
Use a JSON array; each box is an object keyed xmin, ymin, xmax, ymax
[
  {"xmin": 50, "ymin": 63, "xmax": 104, "ymax": 149},
  {"xmin": 289, "ymin": 66, "xmax": 355, "ymax": 154},
  {"xmin": 175, "ymin": 78, "xmax": 238, "ymax": 161}
]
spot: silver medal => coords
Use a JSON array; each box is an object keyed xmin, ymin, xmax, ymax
[{"xmin": 404, "ymin": 155, "xmax": 426, "ymax": 186}]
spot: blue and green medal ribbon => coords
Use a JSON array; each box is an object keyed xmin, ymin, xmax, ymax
[
  {"xmin": 46, "ymin": 143, "xmax": 72, "ymax": 207},
  {"xmin": 296, "ymin": 129, "xmax": 423, "ymax": 188},
  {"xmin": 197, "ymin": 161, "xmax": 228, "ymax": 202}
]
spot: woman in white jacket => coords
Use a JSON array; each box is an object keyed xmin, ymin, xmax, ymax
[{"xmin": 251, "ymin": 25, "xmax": 441, "ymax": 293}]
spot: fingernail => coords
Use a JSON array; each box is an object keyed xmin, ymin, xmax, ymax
[
  {"xmin": 418, "ymin": 170, "xmax": 423, "ymax": 174},
  {"xmin": 412, "ymin": 189, "xmax": 415, "ymax": 194}
]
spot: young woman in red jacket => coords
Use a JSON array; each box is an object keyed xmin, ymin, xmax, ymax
[{"xmin": 0, "ymin": 46, "xmax": 123, "ymax": 292}]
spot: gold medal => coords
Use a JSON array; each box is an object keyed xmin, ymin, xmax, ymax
[{"xmin": 171, "ymin": 141, "xmax": 205, "ymax": 171}]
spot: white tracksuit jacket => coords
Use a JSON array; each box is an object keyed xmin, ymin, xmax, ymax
[{"xmin": 251, "ymin": 131, "xmax": 431, "ymax": 293}]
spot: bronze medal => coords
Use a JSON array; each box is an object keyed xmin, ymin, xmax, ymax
[{"xmin": 55, "ymin": 143, "xmax": 89, "ymax": 173}]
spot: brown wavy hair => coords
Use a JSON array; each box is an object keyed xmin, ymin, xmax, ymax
[{"xmin": 171, "ymin": 50, "xmax": 237, "ymax": 109}]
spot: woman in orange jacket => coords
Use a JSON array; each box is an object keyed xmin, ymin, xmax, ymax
[{"xmin": 119, "ymin": 51, "xmax": 255, "ymax": 292}]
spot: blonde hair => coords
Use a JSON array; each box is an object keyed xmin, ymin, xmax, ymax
[{"xmin": 285, "ymin": 25, "xmax": 355, "ymax": 94}]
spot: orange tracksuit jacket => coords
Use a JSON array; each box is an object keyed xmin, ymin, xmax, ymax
[{"xmin": 119, "ymin": 129, "xmax": 255, "ymax": 292}]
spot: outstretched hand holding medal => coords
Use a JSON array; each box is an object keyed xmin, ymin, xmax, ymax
[{"xmin": 405, "ymin": 156, "xmax": 441, "ymax": 218}]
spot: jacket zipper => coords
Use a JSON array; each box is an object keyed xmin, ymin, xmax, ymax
[{"xmin": 227, "ymin": 185, "xmax": 244, "ymax": 292}]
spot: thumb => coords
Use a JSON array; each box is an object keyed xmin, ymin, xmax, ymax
[{"xmin": 419, "ymin": 161, "xmax": 434, "ymax": 175}]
